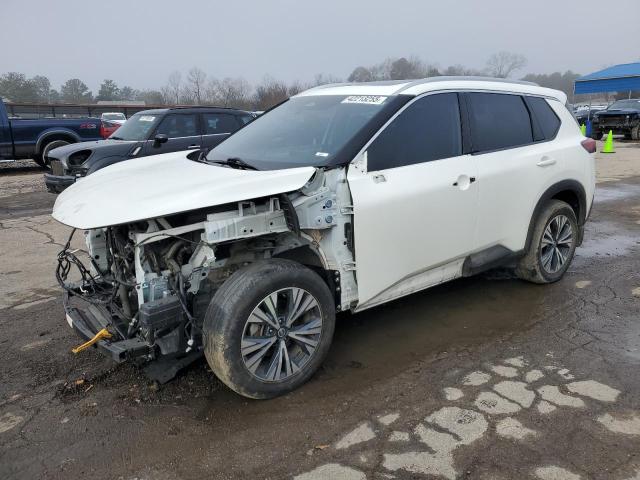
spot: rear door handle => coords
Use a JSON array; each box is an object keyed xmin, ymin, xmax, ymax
[
  {"xmin": 537, "ymin": 157, "xmax": 556, "ymax": 167},
  {"xmin": 188, "ymin": 144, "xmax": 200, "ymax": 148}
]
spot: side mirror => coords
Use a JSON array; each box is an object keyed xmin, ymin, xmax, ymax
[{"xmin": 153, "ymin": 134, "xmax": 168, "ymax": 147}]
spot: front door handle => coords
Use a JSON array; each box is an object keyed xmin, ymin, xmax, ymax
[
  {"xmin": 452, "ymin": 175, "xmax": 476, "ymax": 189},
  {"xmin": 537, "ymin": 157, "xmax": 556, "ymax": 167},
  {"xmin": 188, "ymin": 144, "xmax": 200, "ymax": 149}
]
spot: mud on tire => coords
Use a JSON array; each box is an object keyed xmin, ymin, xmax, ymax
[
  {"xmin": 203, "ymin": 259, "xmax": 336, "ymax": 399},
  {"xmin": 516, "ymin": 200, "xmax": 578, "ymax": 284}
]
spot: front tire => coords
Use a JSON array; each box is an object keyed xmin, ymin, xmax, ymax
[
  {"xmin": 590, "ymin": 130, "xmax": 603, "ymax": 140},
  {"xmin": 34, "ymin": 139, "xmax": 70, "ymax": 169},
  {"xmin": 631, "ymin": 125, "xmax": 640, "ymax": 141},
  {"xmin": 516, "ymin": 200, "xmax": 578, "ymax": 284},
  {"xmin": 203, "ymin": 259, "xmax": 336, "ymax": 399}
]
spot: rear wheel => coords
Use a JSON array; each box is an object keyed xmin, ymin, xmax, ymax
[
  {"xmin": 34, "ymin": 139, "xmax": 70, "ymax": 169},
  {"xmin": 516, "ymin": 200, "xmax": 578, "ymax": 284},
  {"xmin": 203, "ymin": 259, "xmax": 336, "ymax": 399}
]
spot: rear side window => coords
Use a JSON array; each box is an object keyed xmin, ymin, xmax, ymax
[
  {"xmin": 467, "ymin": 93, "xmax": 533, "ymax": 153},
  {"xmin": 156, "ymin": 114, "xmax": 198, "ymax": 138},
  {"xmin": 203, "ymin": 113, "xmax": 239, "ymax": 134},
  {"xmin": 367, "ymin": 93, "xmax": 462, "ymax": 171},
  {"xmin": 527, "ymin": 97, "xmax": 561, "ymax": 139}
]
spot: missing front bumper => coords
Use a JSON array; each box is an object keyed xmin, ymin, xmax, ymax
[{"xmin": 63, "ymin": 292, "xmax": 151, "ymax": 362}]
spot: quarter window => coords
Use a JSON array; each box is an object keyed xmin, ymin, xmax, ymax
[
  {"xmin": 467, "ymin": 93, "xmax": 533, "ymax": 153},
  {"xmin": 367, "ymin": 93, "xmax": 462, "ymax": 171},
  {"xmin": 527, "ymin": 97, "xmax": 561, "ymax": 139},
  {"xmin": 203, "ymin": 113, "xmax": 239, "ymax": 135},
  {"xmin": 155, "ymin": 114, "xmax": 198, "ymax": 138}
]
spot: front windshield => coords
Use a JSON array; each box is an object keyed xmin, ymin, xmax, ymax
[
  {"xmin": 109, "ymin": 113, "xmax": 160, "ymax": 140},
  {"xmin": 207, "ymin": 95, "xmax": 394, "ymax": 169},
  {"xmin": 608, "ymin": 99, "xmax": 640, "ymax": 110},
  {"xmin": 103, "ymin": 113, "xmax": 126, "ymax": 120}
]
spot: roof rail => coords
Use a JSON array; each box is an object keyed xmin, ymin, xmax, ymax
[{"xmin": 306, "ymin": 76, "xmax": 539, "ymax": 94}]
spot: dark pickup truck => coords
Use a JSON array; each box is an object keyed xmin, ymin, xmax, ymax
[
  {"xmin": 591, "ymin": 99, "xmax": 640, "ymax": 140},
  {"xmin": 0, "ymin": 98, "xmax": 109, "ymax": 168}
]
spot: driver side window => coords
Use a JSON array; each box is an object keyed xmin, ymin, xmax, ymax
[
  {"xmin": 367, "ymin": 93, "xmax": 462, "ymax": 172},
  {"xmin": 155, "ymin": 114, "xmax": 198, "ymax": 138}
]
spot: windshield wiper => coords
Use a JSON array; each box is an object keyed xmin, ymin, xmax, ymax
[{"xmin": 210, "ymin": 157, "xmax": 259, "ymax": 170}]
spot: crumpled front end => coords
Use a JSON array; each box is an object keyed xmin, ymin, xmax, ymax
[{"xmin": 55, "ymin": 167, "xmax": 359, "ymax": 382}]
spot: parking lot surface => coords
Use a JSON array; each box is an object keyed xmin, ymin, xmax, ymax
[{"xmin": 1, "ymin": 144, "xmax": 639, "ymax": 480}]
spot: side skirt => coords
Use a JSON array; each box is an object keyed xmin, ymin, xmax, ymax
[
  {"xmin": 353, "ymin": 258, "xmax": 465, "ymax": 313},
  {"xmin": 461, "ymin": 245, "xmax": 524, "ymax": 277},
  {"xmin": 353, "ymin": 245, "xmax": 523, "ymax": 313}
]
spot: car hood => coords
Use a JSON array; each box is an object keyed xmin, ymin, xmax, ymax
[
  {"xmin": 50, "ymin": 139, "xmax": 139, "ymax": 158},
  {"xmin": 52, "ymin": 151, "xmax": 316, "ymax": 229}
]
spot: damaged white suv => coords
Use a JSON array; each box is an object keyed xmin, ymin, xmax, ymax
[{"xmin": 53, "ymin": 78, "xmax": 596, "ymax": 398}]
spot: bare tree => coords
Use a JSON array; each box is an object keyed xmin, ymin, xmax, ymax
[
  {"xmin": 187, "ymin": 67, "xmax": 206, "ymax": 105},
  {"xmin": 485, "ymin": 51, "xmax": 527, "ymax": 78},
  {"xmin": 253, "ymin": 76, "xmax": 290, "ymax": 111},
  {"xmin": 167, "ymin": 71, "xmax": 182, "ymax": 104},
  {"xmin": 216, "ymin": 77, "xmax": 251, "ymax": 108},
  {"xmin": 311, "ymin": 73, "xmax": 342, "ymax": 86},
  {"xmin": 348, "ymin": 66, "xmax": 373, "ymax": 83}
]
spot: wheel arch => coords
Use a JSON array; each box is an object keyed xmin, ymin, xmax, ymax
[
  {"xmin": 36, "ymin": 129, "xmax": 80, "ymax": 154},
  {"xmin": 272, "ymin": 244, "xmax": 337, "ymax": 301},
  {"xmin": 525, "ymin": 180, "xmax": 587, "ymax": 250}
]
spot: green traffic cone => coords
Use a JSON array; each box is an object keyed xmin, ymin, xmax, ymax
[
  {"xmin": 602, "ymin": 130, "xmax": 615, "ymax": 154},
  {"xmin": 580, "ymin": 124, "xmax": 587, "ymax": 136}
]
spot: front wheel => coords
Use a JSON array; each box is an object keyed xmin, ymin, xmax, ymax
[
  {"xmin": 34, "ymin": 139, "xmax": 70, "ymax": 169},
  {"xmin": 203, "ymin": 259, "xmax": 336, "ymax": 399},
  {"xmin": 516, "ymin": 200, "xmax": 578, "ymax": 284}
]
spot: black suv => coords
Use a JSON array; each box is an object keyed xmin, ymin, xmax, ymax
[
  {"xmin": 591, "ymin": 99, "xmax": 640, "ymax": 140},
  {"xmin": 44, "ymin": 106, "xmax": 255, "ymax": 193}
]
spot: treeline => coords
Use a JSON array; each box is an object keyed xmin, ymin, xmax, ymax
[
  {"xmin": 0, "ymin": 73, "xmax": 166, "ymax": 106},
  {"xmin": 0, "ymin": 52, "xmax": 592, "ymax": 110}
]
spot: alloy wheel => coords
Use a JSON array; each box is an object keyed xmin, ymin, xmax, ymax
[
  {"xmin": 241, "ymin": 287, "xmax": 323, "ymax": 382},
  {"xmin": 540, "ymin": 214, "xmax": 574, "ymax": 274}
]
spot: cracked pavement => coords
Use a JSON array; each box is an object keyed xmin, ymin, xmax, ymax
[{"xmin": 1, "ymin": 143, "xmax": 639, "ymax": 479}]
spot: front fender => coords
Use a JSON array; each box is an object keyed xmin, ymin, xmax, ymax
[{"xmin": 86, "ymin": 155, "xmax": 130, "ymax": 174}]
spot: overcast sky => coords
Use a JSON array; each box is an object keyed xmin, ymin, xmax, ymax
[{"xmin": 2, "ymin": 0, "xmax": 639, "ymax": 91}]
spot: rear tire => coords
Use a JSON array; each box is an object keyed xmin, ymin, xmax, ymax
[
  {"xmin": 34, "ymin": 139, "xmax": 70, "ymax": 169},
  {"xmin": 203, "ymin": 259, "xmax": 336, "ymax": 399},
  {"xmin": 516, "ymin": 200, "xmax": 578, "ymax": 284},
  {"xmin": 631, "ymin": 125, "xmax": 640, "ymax": 141},
  {"xmin": 590, "ymin": 130, "xmax": 603, "ymax": 140}
]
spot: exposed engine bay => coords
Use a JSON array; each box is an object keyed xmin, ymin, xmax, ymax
[{"xmin": 56, "ymin": 168, "xmax": 357, "ymax": 381}]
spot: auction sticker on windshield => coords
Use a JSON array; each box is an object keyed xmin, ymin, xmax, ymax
[
  {"xmin": 139, "ymin": 115, "xmax": 156, "ymax": 122},
  {"xmin": 341, "ymin": 95, "xmax": 387, "ymax": 105}
]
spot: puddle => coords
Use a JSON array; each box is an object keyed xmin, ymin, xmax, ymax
[
  {"xmin": 576, "ymin": 220, "xmax": 639, "ymax": 259},
  {"xmin": 594, "ymin": 183, "xmax": 640, "ymax": 203},
  {"xmin": 318, "ymin": 276, "xmax": 545, "ymax": 392}
]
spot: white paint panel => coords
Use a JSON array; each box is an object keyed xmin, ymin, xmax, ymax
[
  {"xmin": 348, "ymin": 155, "xmax": 478, "ymax": 307},
  {"xmin": 52, "ymin": 152, "xmax": 315, "ymax": 229}
]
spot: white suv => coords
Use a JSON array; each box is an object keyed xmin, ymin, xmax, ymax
[{"xmin": 53, "ymin": 77, "xmax": 596, "ymax": 398}]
